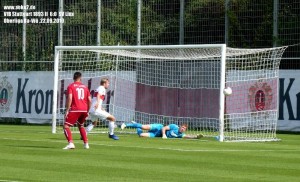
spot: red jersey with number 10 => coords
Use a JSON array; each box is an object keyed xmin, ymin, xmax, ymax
[{"xmin": 67, "ymin": 81, "xmax": 90, "ymax": 112}]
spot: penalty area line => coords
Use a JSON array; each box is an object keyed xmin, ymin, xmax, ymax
[{"xmin": 1, "ymin": 137, "xmax": 298, "ymax": 152}]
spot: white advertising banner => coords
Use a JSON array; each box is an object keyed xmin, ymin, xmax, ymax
[
  {"xmin": 0, "ymin": 70, "xmax": 300, "ymax": 131},
  {"xmin": 277, "ymin": 70, "xmax": 300, "ymax": 131},
  {"xmin": 0, "ymin": 71, "xmax": 54, "ymax": 119}
]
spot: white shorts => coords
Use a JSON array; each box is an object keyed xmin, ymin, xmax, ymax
[{"xmin": 89, "ymin": 110, "xmax": 110, "ymax": 121}]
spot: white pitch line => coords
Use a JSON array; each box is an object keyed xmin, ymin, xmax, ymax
[
  {"xmin": 1, "ymin": 137, "xmax": 299, "ymax": 152},
  {"xmin": 0, "ymin": 180, "xmax": 22, "ymax": 182}
]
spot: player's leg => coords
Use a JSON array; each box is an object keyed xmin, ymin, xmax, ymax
[
  {"xmin": 148, "ymin": 124, "xmax": 163, "ymax": 138},
  {"xmin": 86, "ymin": 122, "xmax": 93, "ymax": 134},
  {"xmin": 121, "ymin": 121, "xmax": 151, "ymax": 130},
  {"xmin": 86, "ymin": 112, "xmax": 98, "ymax": 134},
  {"xmin": 139, "ymin": 131, "xmax": 155, "ymax": 138},
  {"xmin": 136, "ymin": 128, "xmax": 143, "ymax": 136},
  {"xmin": 121, "ymin": 122, "xmax": 142, "ymax": 129},
  {"xmin": 106, "ymin": 114, "xmax": 119, "ymax": 140},
  {"xmin": 63, "ymin": 124, "xmax": 74, "ymax": 147},
  {"xmin": 127, "ymin": 123, "xmax": 161, "ymax": 138},
  {"xmin": 63, "ymin": 112, "xmax": 78, "ymax": 149},
  {"xmin": 77, "ymin": 112, "xmax": 89, "ymax": 149},
  {"xmin": 94, "ymin": 109, "xmax": 119, "ymax": 140},
  {"xmin": 86, "ymin": 120, "xmax": 98, "ymax": 134}
]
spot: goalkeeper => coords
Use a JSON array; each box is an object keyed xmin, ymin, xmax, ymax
[{"xmin": 121, "ymin": 122, "xmax": 203, "ymax": 139}]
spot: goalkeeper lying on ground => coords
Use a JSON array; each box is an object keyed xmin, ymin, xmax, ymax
[{"xmin": 121, "ymin": 121, "xmax": 203, "ymax": 139}]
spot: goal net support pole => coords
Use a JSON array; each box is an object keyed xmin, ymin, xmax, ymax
[
  {"xmin": 52, "ymin": 49, "xmax": 60, "ymax": 134},
  {"xmin": 219, "ymin": 44, "xmax": 227, "ymax": 142}
]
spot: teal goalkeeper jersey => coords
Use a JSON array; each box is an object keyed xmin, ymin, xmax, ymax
[{"xmin": 166, "ymin": 124, "xmax": 185, "ymax": 138}]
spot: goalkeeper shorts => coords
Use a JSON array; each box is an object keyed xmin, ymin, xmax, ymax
[{"xmin": 148, "ymin": 124, "xmax": 163, "ymax": 138}]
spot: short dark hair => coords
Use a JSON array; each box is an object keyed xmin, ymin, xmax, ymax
[
  {"xmin": 73, "ymin": 72, "xmax": 82, "ymax": 80},
  {"xmin": 181, "ymin": 124, "xmax": 188, "ymax": 128},
  {"xmin": 100, "ymin": 78, "xmax": 109, "ymax": 85}
]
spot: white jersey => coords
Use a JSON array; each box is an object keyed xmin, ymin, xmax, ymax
[{"xmin": 90, "ymin": 85, "xmax": 106, "ymax": 113}]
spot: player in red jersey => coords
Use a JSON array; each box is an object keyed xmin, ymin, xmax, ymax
[{"xmin": 63, "ymin": 72, "xmax": 92, "ymax": 149}]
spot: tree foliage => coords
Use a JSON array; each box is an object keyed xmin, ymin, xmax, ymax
[{"xmin": 0, "ymin": 0, "xmax": 299, "ymax": 71}]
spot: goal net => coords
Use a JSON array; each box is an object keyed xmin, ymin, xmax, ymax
[{"xmin": 52, "ymin": 44, "xmax": 287, "ymax": 142}]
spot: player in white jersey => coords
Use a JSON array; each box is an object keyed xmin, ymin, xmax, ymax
[{"xmin": 86, "ymin": 78, "xmax": 119, "ymax": 140}]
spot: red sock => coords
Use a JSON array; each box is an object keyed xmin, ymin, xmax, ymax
[
  {"xmin": 64, "ymin": 128, "xmax": 73, "ymax": 143},
  {"xmin": 79, "ymin": 126, "xmax": 88, "ymax": 143}
]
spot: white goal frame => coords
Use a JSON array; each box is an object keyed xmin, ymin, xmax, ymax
[{"xmin": 52, "ymin": 44, "xmax": 286, "ymax": 142}]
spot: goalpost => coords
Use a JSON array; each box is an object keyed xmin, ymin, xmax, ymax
[{"xmin": 52, "ymin": 44, "xmax": 287, "ymax": 142}]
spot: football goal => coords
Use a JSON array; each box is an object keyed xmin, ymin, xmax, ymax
[{"xmin": 52, "ymin": 44, "xmax": 287, "ymax": 142}]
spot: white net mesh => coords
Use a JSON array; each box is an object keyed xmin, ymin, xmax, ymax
[
  {"xmin": 53, "ymin": 45, "xmax": 287, "ymax": 142},
  {"xmin": 224, "ymin": 47, "xmax": 287, "ymax": 141}
]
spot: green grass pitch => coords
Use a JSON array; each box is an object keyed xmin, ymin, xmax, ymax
[{"xmin": 0, "ymin": 125, "xmax": 299, "ymax": 182}]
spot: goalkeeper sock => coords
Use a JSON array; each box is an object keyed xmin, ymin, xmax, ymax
[
  {"xmin": 86, "ymin": 123, "xmax": 94, "ymax": 133},
  {"xmin": 126, "ymin": 123, "xmax": 142, "ymax": 128},
  {"xmin": 136, "ymin": 128, "xmax": 143, "ymax": 136}
]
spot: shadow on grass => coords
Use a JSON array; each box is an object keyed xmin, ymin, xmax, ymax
[
  {"xmin": 277, "ymin": 131, "xmax": 300, "ymax": 135},
  {"xmin": 5, "ymin": 144, "xmax": 55, "ymax": 149}
]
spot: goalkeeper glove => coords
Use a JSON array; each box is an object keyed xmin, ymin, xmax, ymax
[{"xmin": 162, "ymin": 134, "xmax": 167, "ymax": 139}]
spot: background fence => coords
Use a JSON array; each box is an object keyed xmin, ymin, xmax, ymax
[{"xmin": 0, "ymin": 0, "xmax": 300, "ymax": 71}]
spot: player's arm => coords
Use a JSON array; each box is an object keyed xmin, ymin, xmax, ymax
[
  {"xmin": 65, "ymin": 93, "xmax": 72, "ymax": 118},
  {"xmin": 162, "ymin": 126, "xmax": 170, "ymax": 139},
  {"xmin": 88, "ymin": 95, "xmax": 92, "ymax": 111},
  {"xmin": 87, "ymin": 90, "xmax": 92, "ymax": 112},
  {"xmin": 182, "ymin": 134, "xmax": 204, "ymax": 139},
  {"xmin": 99, "ymin": 93, "xmax": 106, "ymax": 110},
  {"xmin": 94, "ymin": 92, "xmax": 104, "ymax": 110}
]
